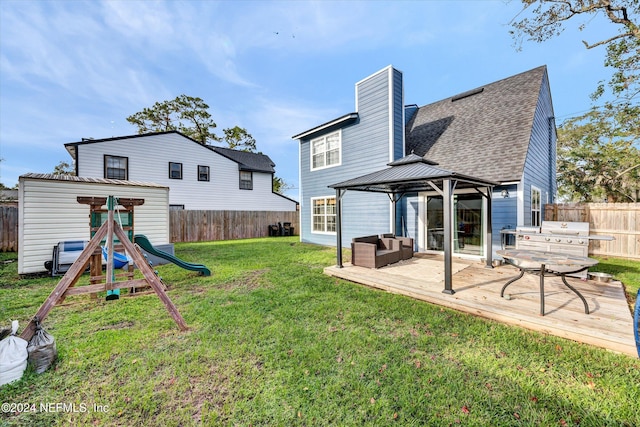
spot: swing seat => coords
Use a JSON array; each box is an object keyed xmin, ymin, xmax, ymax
[{"xmin": 101, "ymin": 247, "xmax": 131, "ymax": 269}]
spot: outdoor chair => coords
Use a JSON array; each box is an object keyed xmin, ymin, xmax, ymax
[
  {"xmin": 381, "ymin": 234, "xmax": 414, "ymax": 260},
  {"xmin": 351, "ymin": 235, "xmax": 402, "ymax": 269},
  {"xmin": 282, "ymin": 222, "xmax": 293, "ymax": 236}
]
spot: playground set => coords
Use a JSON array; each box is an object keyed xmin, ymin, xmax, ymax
[{"xmin": 19, "ymin": 195, "xmax": 207, "ymax": 341}]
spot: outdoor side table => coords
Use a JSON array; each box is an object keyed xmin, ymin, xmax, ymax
[{"xmin": 496, "ymin": 249, "xmax": 599, "ymax": 316}]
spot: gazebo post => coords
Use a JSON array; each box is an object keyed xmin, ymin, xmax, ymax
[
  {"xmin": 391, "ymin": 195, "xmax": 397, "ymax": 236},
  {"xmin": 485, "ymin": 187, "xmax": 493, "ymax": 268},
  {"xmin": 443, "ymin": 178, "xmax": 455, "ymax": 294},
  {"xmin": 336, "ymin": 188, "xmax": 344, "ymax": 268}
]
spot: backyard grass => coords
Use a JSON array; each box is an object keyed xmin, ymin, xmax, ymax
[
  {"xmin": 593, "ymin": 256, "xmax": 640, "ymax": 310},
  {"xmin": 0, "ymin": 238, "xmax": 638, "ymax": 426}
]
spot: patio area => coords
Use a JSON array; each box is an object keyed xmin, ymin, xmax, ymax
[{"xmin": 325, "ymin": 254, "xmax": 637, "ymax": 357}]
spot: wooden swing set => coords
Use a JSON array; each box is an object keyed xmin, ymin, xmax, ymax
[{"xmin": 20, "ymin": 196, "xmax": 187, "ymax": 341}]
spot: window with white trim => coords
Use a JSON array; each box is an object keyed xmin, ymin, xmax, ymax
[
  {"xmin": 531, "ymin": 186, "xmax": 541, "ymax": 226},
  {"xmin": 311, "ymin": 196, "xmax": 336, "ymax": 234},
  {"xmin": 311, "ymin": 131, "xmax": 341, "ymax": 170}
]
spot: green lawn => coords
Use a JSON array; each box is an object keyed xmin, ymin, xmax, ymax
[
  {"xmin": 1, "ymin": 238, "xmax": 638, "ymax": 426},
  {"xmin": 593, "ymin": 256, "xmax": 640, "ymax": 310}
]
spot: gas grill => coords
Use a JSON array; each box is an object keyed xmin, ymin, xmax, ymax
[{"xmin": 515, "ymin": 221, "xmax": 592, "ymax": 278}]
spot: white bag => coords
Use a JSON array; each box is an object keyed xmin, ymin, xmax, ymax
[{"xmin": 0, "ymin": 321, "xmax": 29, "ymax": 386}]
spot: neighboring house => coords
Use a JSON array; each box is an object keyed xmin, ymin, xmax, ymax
[
  {"xmin": 293, "ymin": 65, "xmax": 556, "ymax": 259},
  {"xmin": 65, "ymin": 131, "xmax": 298, "ymax": 211}
]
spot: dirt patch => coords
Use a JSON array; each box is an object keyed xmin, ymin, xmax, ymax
[
  {"xmin": 218, "ymin": 269, "xmax": 270, "ymax": 292},
  {"xmin": 96, "ymin": 321, "xmax": 135, "ymax": 331}
]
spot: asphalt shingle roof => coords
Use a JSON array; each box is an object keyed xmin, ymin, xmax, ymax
[
  {"xmin": 211, "ymin": 146, "xmax": 275, "ymax": 173},
  {"xmin": 405, "ymin": 66, "xmax": 547, "ymax": 183}
]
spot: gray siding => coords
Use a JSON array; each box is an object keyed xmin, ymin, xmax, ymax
[
  {"xmin": 399, "ymin": 194, "xmax": 420, "ymax": 249},
  {"xmin": 393, "ymin": 68, "xmax": 405, "ymax": 160},
  {"xmin": 491, "ymin": 185, "xmax": 518, "ymax": 251},
  {"xmin": 522, "ymin": 69, "xmax": 556, "ymax": 224},
  {"xmin": 404, "ymin": 105, "xmax": 419, "ymax": 124},
  {"xmin": 299, "ymin": 66, "xmax": 403, "ymax": 246}
]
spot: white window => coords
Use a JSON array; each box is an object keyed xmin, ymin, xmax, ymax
[
  {"xmin": 311, "ymin": 131, "xmax": 341, "ymax": 170},
  {"xmin": 311, "ymin": 196, "xmax": 336, "ymax": 234},
  {"xmin": 531, "ymin": 186, "xmax": 541, "ymax": 226}
]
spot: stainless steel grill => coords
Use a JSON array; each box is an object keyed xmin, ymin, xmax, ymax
[{"xmin": 515, "ymin": 221, "xmax": 591, "ymax": 278}]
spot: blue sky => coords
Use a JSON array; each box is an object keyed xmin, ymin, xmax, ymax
[{"xmin": 0, "ymin": 0, "xmax": 616, "ymax": 199}]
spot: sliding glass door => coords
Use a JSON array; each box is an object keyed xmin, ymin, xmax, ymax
[
  {"xmin": 453, "ymin": 194, "xmax": 483, "ymax": 256},
  {"xmin": 424, "ymin": 193, "xmax": 484, "ymax": 257}
]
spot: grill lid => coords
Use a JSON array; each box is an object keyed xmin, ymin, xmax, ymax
[
  {"xmin": 541, "ymin": 221, "xmax": 589, "ymax": 236},
  {"xmin": 516, "ymin": 226, "xmax": 540, "ymax": 234}
]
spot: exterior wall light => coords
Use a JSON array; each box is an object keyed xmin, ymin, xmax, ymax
[{"xmin": 501, "ymin": 189, "xmax": 510, "ymax": 198}]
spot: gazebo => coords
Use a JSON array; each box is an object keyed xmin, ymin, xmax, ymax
[{"xmin": 329, "ymin": 153, "xmax": 498, "ymax": 294}]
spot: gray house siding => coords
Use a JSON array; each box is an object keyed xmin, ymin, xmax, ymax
[
  {"xmin": 299, "ymin": 66, "xmax": 404, "ymax": 246},
  {"xmin": 393, "ymin": 68, "xmax": 405, "ymax": 160},
  {"xmin": 491, "ymin": 184, "xmax": 518, "ymax": 251},
  {"xmin": 404, "ymin": 105, "xmax": 419, "ymax": 125},
  {"xmin": 398, "ymin": 194, "xmax": 420, "ymax": 249},
  {"xmin": 522, "ymin": 69, "xmax": 557, "ymax": 225}
]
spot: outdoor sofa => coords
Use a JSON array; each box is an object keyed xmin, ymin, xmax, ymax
[
  {"xmin": 351, "ymin": 235, "xmax": 402, "ymax": 269},
  {"xmin": 380, "ymin": 234, "xmax": 414, "ymax": 260}
]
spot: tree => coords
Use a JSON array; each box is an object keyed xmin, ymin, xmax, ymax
[
  {"xmin": 272, "ymin": 176, "xmax": 294, "ymax": 196},
  {"xmin": 510, "ymin": 0, "xmax": 640, "ymax": 102},
  {"xmin": 52, "ymin": 160, "xmax": 75, "ymax": 175},
  {"xmin": 128, "ymin": 95, "xmax": 292, "ymax": 194},
  {"xmin": 557, "ymin": 104, "xmax": 640, "ymax": 201},
  {"xmin": 222, "ymin": 126, "xmax": 257, "ymax": 152},
  {"xmin": 510, "ymin": 1, "xmax": 640, "ymax": 201},
  {"xmin": 126, "ymin": 95, "xmax": 220, "ymax": 145}
]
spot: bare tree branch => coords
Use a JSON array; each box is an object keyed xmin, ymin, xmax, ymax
[{"xmin": 582, "ymin": 31, "xmax": 634, "ymax": 49}]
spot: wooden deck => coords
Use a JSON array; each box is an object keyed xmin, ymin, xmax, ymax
[{"xmin": 325, "ymin": 254, "xmax": 637, "ymax": 358}]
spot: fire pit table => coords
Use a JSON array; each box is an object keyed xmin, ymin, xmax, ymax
[{"xmin": 496, "ymin": 249, "xmax": 599, "ymax": 316}]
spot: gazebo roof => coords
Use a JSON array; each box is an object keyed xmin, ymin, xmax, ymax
[{"xmin": 329, "ymin": 153, "xmax": 498, "ymax": 193}]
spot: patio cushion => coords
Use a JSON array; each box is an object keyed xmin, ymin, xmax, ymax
[{"xmin": 381, "ymin": 234, "xmax": 414, "ymax": 260}]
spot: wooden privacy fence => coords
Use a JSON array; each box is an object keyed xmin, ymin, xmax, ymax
[
  {"xmin": 545, "ymin": 203, "xmax": 639, "ymax": 260},
  {"xmin": 170, "ymin": 210, "xmax": 299, "ymax": 243},
  {"xmin": 1, "ymin": 206, "xmax": 18, "ymax": 252}
]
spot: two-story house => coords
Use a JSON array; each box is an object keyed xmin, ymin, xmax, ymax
[
  {"xmin": 293, "ymin": 65, "xmax": 556, "ymax": 260},
  {"xmin": 65, "ymin": 131, "xmax": 298, "ymax": 211}
]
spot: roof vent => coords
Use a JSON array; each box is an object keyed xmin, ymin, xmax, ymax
[{"xmin": 451, "ymin": 87, "xmax": 484, "ymax": 102}]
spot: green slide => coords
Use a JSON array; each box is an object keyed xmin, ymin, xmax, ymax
[{"xmin": 134, "ymin": 234, "xmax": 211, "ymax": 276}]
